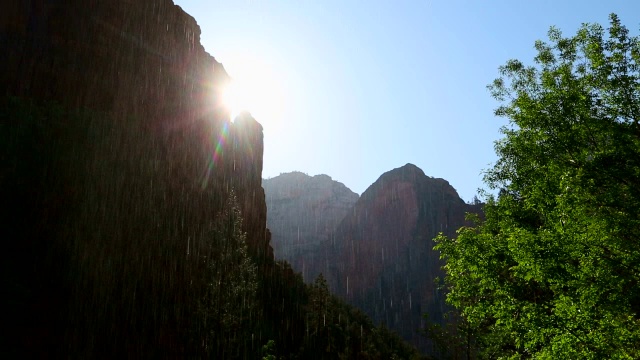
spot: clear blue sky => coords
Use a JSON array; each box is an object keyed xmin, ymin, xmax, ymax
[{"xmin": 174, "ymin": 0, "xmax": 639, "ymax": 200}]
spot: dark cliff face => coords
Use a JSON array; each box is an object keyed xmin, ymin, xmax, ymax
[
  {"xmin": 1, "ymin": 1, "xmax": 269, "ymax": 357},
  {"xmin": 263, "ymin": 172, "xmax": 359, "ymax": 281},
  {"xmin": 1, "ymin": 0, "xmax": 228, "ymax": 119},
  {"xmin": 329, "ymin": 163, "xmax": 481, "ymax": 353}
]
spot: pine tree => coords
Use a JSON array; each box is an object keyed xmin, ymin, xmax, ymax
[
  {"xmin": 198, "ymin": 191, "xmax": 258, "ymax": 357},
  {"xmin": 304, "ymin": 273, "xmax": 336, "ymax": 355}
]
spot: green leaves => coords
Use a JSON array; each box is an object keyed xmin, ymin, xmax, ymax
[{"xmin": 437, "ymin": 13, "xmax": 640, "ymax": 359}]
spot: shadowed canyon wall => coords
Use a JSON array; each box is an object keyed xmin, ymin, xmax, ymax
[{"xmin": 1, "ymin": 1, "xmax": 270, "ymax": 357}]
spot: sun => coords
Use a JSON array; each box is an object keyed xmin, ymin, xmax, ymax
[{"xmin": 220, "ymin": 57, "xmax": 285, "ymax": 127}]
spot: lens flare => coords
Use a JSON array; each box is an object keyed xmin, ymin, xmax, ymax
[
  {"xmin": 218, "ymin": 57, "xmax": 285, "ymax": 126},
  {"xmin": 201, "ymin": 121, "xmax": 229, "ymax": 189}
]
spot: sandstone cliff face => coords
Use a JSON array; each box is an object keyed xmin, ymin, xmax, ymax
[
  {"xmin": 262, "ymin": 164, "xmax": 481, "ymax": 354},
  {"xmin": 329, "ymin": 163, "xmax": 481, "ymax": 353},
  {"xmin": 263, "ymin": 172, "xmax": 358, "ymax": 281},
  {"xmin": 1, "ymin": 1, "xmax": 269, "ymax": 357}
]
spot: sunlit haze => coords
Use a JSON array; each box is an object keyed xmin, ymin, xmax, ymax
[
  {"xmin": 220, "ymin": 53, "xmax": 286, "ymax": 126},
  {"xmin": 176, "ymin": 0, "xmax": 640, "ymax": 200}
]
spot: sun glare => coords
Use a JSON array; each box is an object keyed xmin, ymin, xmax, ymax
[{"xmin": 220, "ymin": 57, "xmax": 285, "ymax": 128}]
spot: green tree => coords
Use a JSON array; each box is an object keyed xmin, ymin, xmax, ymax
[
  {"xmin": 262, "ymin": 339, "xmax": 277, "ymax": 360},
  {"xmin": 305, "ymin": 273, "xmax": 335, "ymax": 355},
  {"xmin": 198, "ymin": 191, "xmax": 258, "ymax": 357},
  {"xmin": 435, "ymin": 14, "xmax": 640, "ymax": 359},
  {"xmin": 422, "ymin": 312, "xmax": 474, "ymax": 360}
]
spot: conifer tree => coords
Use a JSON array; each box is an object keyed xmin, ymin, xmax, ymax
[{"xmin": 198, "ymin": 191, "xmax": 258, "ymax": 357}]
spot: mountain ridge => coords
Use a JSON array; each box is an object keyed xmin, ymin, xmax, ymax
[
  {"xmin": 265, "ymin": 163, "xmax": 482, "ymax": 355},
  {"xmin": 263, "ymin": 171, "xmax": 359, "ymax": 281},
  {"xmin": 330, "ymin": 163, "xmax": 481, "ymax": 353}
]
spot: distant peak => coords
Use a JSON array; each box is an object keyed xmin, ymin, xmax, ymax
[
  {"xmin": 262, "ymin": 172, "xmax": 357, "ymax": 197},
  {"xmin": 313, "ymin": 174, "xmax": 333, "ymax": 181},
  {"xmin": 398, "ymin": 163, "xmax": 425, "ymax": 175},
  {"xmin": 361, "ymin": 163, "xmax": 462, "ymax": 200},
  {"xmin": 280, "ymin": 171, "xmax": 310, "ymax": 178},
  {"xmin": 381, "ymin": 163, "xmax": 426, "ymax": 179},
  {"xmin": 262, "ymin": 171, "xmax": 313, "ymax": 184},
  {"xmin": 264, "ymin": 171, "xmax": 334, "ymax": 182}
]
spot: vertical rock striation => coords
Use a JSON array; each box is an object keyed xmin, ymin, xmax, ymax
[
  {"xmin": 263, "ymin": 172, "xmax": 359, "ymax": 281},
  {"xmin": 329, "ymin": 164, "xmax": 482, "ymax": 353},
  {"xmin": 263, "ymin": 164, "xmax": 482, "ymax": 355},
  {"xmin": 1, "ymin": 1, "xmax": 270, "ymax": 357}
]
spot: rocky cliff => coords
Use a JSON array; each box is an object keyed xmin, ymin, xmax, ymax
[
  {"xmin": 263, "ymin": 172, "xmax": 358, "ymax": 281},
  {"xmin": 1, "ymin": 1, "xmax": 270, "ymax": 357},
  {"xmin": 329, "ymin": 164, "xmax": 482, "ymax": 353},
  {"xmin": 262, "ymin": 164, "xmax": 482, "ymax": 354}
]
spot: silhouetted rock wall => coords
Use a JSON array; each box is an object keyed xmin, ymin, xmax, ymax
[{"xmin": 1, "ymin": 1, "xmax": 270, "ymax": 357}]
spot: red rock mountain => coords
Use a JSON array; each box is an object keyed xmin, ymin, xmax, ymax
[
  {"xmin": 263, "ymin": 164, "xmax": 482, "ymax": 353},
  {"xmin": 263, "ymin": 172, "xmax": 358, "ymax": 281},
  {"xmin": 328, "ymin": 163, "xmax": 482, "ymax": 351}
]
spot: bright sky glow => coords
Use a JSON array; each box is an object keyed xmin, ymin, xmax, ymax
[
  {"xmin": 220, "ymin": 53, "xmax": 286, "ymax": 126},
  {"xmin": 176, "ymin": 0, "xmax": 640, "ymax": 200}
]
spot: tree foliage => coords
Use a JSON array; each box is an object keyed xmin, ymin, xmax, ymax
[
  {"xmin": 421, "ymin": 311, "xmax": 474, "ymax": 360},
  {"xmin": 198, "ymin": 191, "xmax": 259, "ymax": 358},
  {"xmin": 191, "ymin": 197, "xmax": 422, "ymax": 359},
  {"xmin": 436, "ymin": 14, "xmax": 640, "ymax": 359},
  {"xmin": 296, "ymin": 273, "xmax": 423, "ymax": 359}
]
